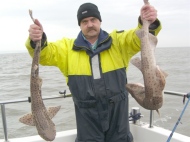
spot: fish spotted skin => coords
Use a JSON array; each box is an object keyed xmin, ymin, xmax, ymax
[
  {"xmin": 126, "ymin": 11, "xmax": 167, "ymax": 111},
  {"xmin": 19, "ymin": 10, "xmax": 61, "ymax": 141}
]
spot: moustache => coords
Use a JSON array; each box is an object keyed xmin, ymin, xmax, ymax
[{"xmin": 87, "ymin": 28, "xmax": 96, "ymax": 32}]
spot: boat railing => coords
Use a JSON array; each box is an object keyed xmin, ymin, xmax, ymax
[
  {"xmin": 149, "ymin": 90, "xmax": 186, "ymax": 128},
  {"xmin": 0, "ymin": 90, "xmax": 187, "ymax": 142}
]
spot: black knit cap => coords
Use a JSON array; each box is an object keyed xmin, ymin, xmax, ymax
[{"xmin": 77, "ymin": 3, "xmax": 102, "ymax": 26}]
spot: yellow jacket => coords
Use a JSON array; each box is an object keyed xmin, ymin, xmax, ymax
[{"xmin": 25, "ymin": 19, "xmax": 161, "ymax": 83}]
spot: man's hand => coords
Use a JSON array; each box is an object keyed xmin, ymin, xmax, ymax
[
  {"xmin": 28, "ymin": 19, "xmax": 43, "ymax": 42},
  {"xmin": 140, "ymin": 4, "xmax": 157, "ymax": 24}
]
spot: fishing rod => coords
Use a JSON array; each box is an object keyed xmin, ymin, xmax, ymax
[{"xmin": 166, "ymin": 92, "xmax": 190, "ymax": 142}]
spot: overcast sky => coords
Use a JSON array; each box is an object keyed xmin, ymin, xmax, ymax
[{"xmin": 0, "ymin": 0, "xmax": 190, "ymax": 53}]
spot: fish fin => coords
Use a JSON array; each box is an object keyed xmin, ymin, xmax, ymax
[
  {"xmin": 47, "ymin": 106, "xmax": 61, "ymax": 119},
  {"xmin": 19, "ymin": 113, "xmax": 35, "ymax": 126},
  {"xmin": 156, "ymin": 109, "xmax": 161, "ymax": 117},
  {"xmin": 155, "ymin": 66, "xmax": 167, "ymax": 90},
  {"xmin": 130, "ymin": 57, "xmax": 142, "ymax": 71},
  {"xmin": 158, "ymin": 66, "xmax": 168, "ymax": 78},
  {"xmin": 126, "ymin": 83, "xmax": 145, "ymax": 107},
  {"xmin": 38, "ymin": 77, "xmax": 43, "ymax": 88},
  {"xmin": 19, "ymin": 106, "xmax": 61, "ymax": 126}
]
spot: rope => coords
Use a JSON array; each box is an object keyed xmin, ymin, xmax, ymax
[
  {"xmin": 166, "ymin": 92, "xmax": 190, "ymax": 142},
  {"xmin": 129, "ymin": 112, "xmax": 142, "ymax": 121}
]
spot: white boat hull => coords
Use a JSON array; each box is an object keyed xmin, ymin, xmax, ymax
[{"xmin": 1, "ymin": 123, "xmax": 190, "ymax": 142}]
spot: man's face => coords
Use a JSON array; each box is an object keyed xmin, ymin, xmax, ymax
[{"xmin": 80, "ymin": 17, "xmax": 101, "ymax": 41}]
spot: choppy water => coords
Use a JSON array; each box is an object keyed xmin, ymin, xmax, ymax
[{"xmin": 0, "ymin": 47, "xmax": 190, "ymax": 139}]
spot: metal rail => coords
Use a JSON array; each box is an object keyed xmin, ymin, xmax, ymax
[
  {"xmin": 0, "ymin": 90, "xmax": 187, "ymax": 142},
  {"xmin": 0, "ymin": 91, "xmax": 71, "ymax": 142},
  {"xmin": 148, "ymin": 90, "xmax": 187, "ymax": 128}
]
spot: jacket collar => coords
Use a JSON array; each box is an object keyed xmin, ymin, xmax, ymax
[{"xmin": 73, "ymin": 29, "xmax": 112, "ymax": 57}]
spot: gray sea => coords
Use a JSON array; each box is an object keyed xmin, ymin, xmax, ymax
[{"xmin": 0, "ymin": 47, "xmax": 190, "ymax": 139}]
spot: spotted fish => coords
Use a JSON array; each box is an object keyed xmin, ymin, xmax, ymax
[
  {"xmin": 126, "ymin": 0, "xmax": 167, "ymax": 112},
  {"xmin": 19, "ymin": 10, "xmax": 61, "ymax": 141}
]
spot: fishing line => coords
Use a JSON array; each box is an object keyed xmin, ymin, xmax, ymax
[{"xmin": 166, "ymin": 92, "xmax": 190, "ymax": 142}]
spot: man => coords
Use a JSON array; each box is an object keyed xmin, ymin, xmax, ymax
[{"xmin": 26, "ymin": 2, "xmax": 161, "ymax": 142}]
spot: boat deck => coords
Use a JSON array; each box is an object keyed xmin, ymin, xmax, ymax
[
  {"xmin": 1, "ymin": 91, "xmax": 190, "ymax": 142},
  {"xmin": 1, "ymin": 123, "xmax": 190, "ymax": 142}
]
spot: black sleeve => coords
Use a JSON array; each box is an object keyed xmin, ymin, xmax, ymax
[
  {"xmin": 138, "ymin": 16, "xmax": 161, "ymax": 35},
  {"xmin": 30, "ymin": 32, "xmax": 47, "ymax": 50}
]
